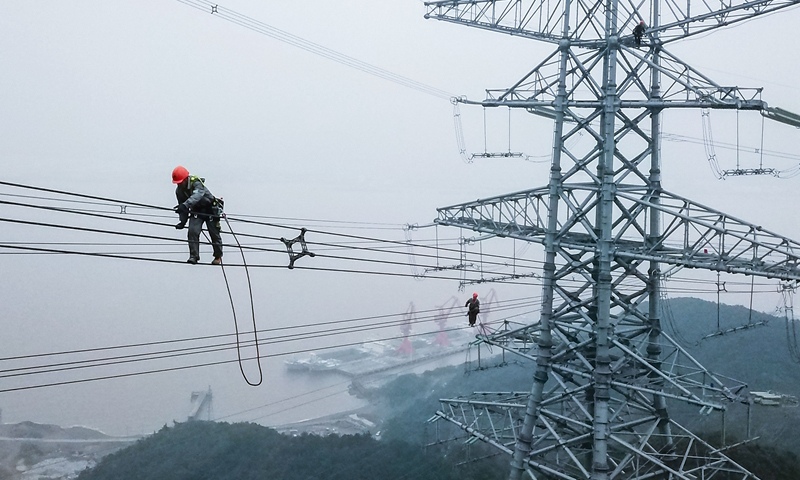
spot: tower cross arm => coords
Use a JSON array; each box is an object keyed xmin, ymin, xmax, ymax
[
  {"xmin": 436, "ymin": 185, "xmax": 800, "ymax": 281},
  {"xmin": 651, "ymin": 0, "xmax": 800, "ymax": 44},
  {"xmin": 424, "ymin": 0, "xmax": 800, "ymax": 45},
  {"xmin": 424, "ymin": 0, "xmax": 569, "ymax": 44}
]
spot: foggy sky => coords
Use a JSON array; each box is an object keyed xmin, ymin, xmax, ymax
[{"xmin": 1, "ymin": 0, "xmax": 799, "ymax": 435}]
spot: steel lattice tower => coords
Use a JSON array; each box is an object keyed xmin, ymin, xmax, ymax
[{"xmin": 423, "ymin": 1, "xmax": 800, "ymax": 479}]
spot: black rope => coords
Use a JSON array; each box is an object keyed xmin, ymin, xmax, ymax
[{"xmin": 215, "ymin": 215, "xmax": 263, "ymax": 386}]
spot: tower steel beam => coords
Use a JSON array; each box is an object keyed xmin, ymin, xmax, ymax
[
  {"xmin": 423, "ymin": 0, "xmax": 798, "ymax": 478},
  {"xmin": 474, "ymin": 46, "xmax": 767, "ymax": 111},
  {"xmin": 431, "ymin": 396, "xmax": 755, "ymax": 480}
]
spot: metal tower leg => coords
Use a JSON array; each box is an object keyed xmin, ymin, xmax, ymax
[
  {"xmin": 507, "ymin": 28, "xmax": 571, "ymax": 480},
  {"xmin": 646, "ymin": 15, "xmax": 674, "ymax": 455}
]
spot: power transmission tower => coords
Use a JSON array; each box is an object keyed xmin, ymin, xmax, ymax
[{"xmin": 423, "ymin": 1, "xmax": 800, "ymax": 479}]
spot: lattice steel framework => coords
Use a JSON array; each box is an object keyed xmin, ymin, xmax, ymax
[{"xmin": 424, "ymin": 0, "xmax": 800, "ymax": 479}]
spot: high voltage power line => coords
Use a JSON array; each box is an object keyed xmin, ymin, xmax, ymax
[
  {"xmin": 0, "ymin": 295, "xmax": 538, "ymax": 363},
  {"xmin": 0, "ymin": 188, "xmax": 781, "ymax": 290},
  {"xmin": 0, "ymin": 315, "xmax": 526, "ymax": 394},
  {"xmin": 0, "ymin": 296, "xmax": 540, "ymax": 392},
  {"xmin": 174, "ymin": 0, "xmax": 455, "ymax": 100},
  {"xmin": 237, "ymin": 336, "xmax": 478, "ymax": 425},
  {"xmin": 0, "ymin": 180, "xmax": 787, "ymax": 399},
  {"xmin": 0, "ymin": 206, "xmax": 781, "ymax": 292},
  {"xmin": 0, "ymin": 182, "xmax": 550, "ymax": 289},
  {"xmin": 0, "ymin": 300, "xmax": 541, "ymax": 378},
  {"xmin": 3, "ymin": 182, "xmax": 784, "ymax": 289},
  {"xmin": 215, "ymin": 381, "xmax": 351, "ymax": 422},
  {"xmin": 0, "ymin": 181, "xmax": 544, "ymax": 267},
  {"xmin": 1, "ymin": 241, "xmax": 763, "ymax": 293}
]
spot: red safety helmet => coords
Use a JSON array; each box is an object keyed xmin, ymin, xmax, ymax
[
  {"xmin": 172, "ymin": 166, "xmax": 190, "ymax": 184},
  {"xmin": 473, "ymin": 293, "xmax": 478, "ymax": 298},
  {"xmin": 639, "ymin": 20, "xmax": 645, "ymax": 25}
]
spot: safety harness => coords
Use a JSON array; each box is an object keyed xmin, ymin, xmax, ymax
[{"xmin": 186, "ymin": 176, "xmax": 224, "ymax": 226}]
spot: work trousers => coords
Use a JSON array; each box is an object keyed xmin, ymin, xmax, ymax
[{"xmin": 187, "ymin": 214, "xmax": 223, "ymax": 260}]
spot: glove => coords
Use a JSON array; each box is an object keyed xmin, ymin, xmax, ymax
[
  {"xmin": 175, "ymin": 203, "xmax": 190, "ymax": 224},
  {"xmin": 175, "ymin": 222, "xmax": 186, "ymax": 230}
]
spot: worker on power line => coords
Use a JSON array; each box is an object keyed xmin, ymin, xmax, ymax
[
  {"xmin": 633, "ymin": 20, "xmax": 646, "ymax": 47},
  {"xmin": 465, "ymin": 293, "xmax": 480, "ymax": 326},
  {"xmin": 172, "ymin": 166, "xmax": 223, "ymax": 265}
]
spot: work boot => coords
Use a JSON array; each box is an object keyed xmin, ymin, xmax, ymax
[
  {"xmin": 187, "ymin": 257, "xmax": 199, "ymax": 265},
  {"xmin": 211, "ymin": 257, "xmax": 222, "ymax": 266}
]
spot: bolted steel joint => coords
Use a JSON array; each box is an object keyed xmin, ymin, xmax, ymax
[
  {"xmin": 647, "ymin": 344, "xmax": 662, "ymax": 356},
  {"xmin": 595, "ymin": 354, "xmax": 612, "ymax": 366},
  {"xmin": 514, "ymin": 438, "xmax": 532, "ymax": 455},
  {"xmin": 656, "ymin": 407, "xmax": 669, "ymax": 420}
]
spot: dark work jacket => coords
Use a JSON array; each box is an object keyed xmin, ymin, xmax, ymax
[
  {"xmin": 465, "ymin": 298, "xmax": 480, "ymax": 323},
  {"xmin": 176, "ymin": 176, "xmax": 215, "ymax": 214}
]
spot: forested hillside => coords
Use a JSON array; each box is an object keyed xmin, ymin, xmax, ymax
[
  {"xmin": 660, "ymin": 297, "xmax": 800, "ymax": 395},
  {"xmin": 75, "ymin": 421, "xmax": 494, "ymax": 480}
]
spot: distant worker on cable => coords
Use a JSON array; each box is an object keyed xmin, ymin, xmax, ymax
[
  {"xmin": 172, "ymin": 166, "xmax": 223, "ymax": 265},
  {"xmin": 465, "ymin": 293, "xmax": 480, "ymax": 327},
  {"xmin": 633, "ymin": 20, "xmax": 646, "ymax": 47}
]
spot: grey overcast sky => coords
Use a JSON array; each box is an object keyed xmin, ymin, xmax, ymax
[{"xmin": 1, "ymin": 0, "xmax": 799, "ymax": 435}]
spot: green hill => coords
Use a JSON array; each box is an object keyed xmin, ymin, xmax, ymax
[
  {"xmin": 76, "ymin": 421, "xmax": 492, "ymax": 480},
  {"xmin": 660, "ymin": 297, "xmax": 800, "ymax": 395}
]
